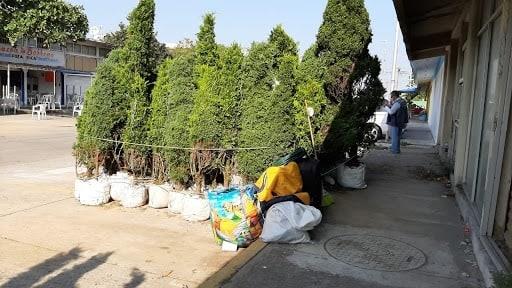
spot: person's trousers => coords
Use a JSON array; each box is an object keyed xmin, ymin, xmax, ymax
[{"xmin": 390, "ymin": 125, "xmax": 402, "ymax": 153}]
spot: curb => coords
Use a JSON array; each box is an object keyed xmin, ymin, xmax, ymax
[{"xmin": 198, "ymin": 240, "xmax": 268, "ymax": 288}]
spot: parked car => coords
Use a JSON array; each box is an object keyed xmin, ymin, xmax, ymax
[{"xmin": 367, "ymin": 107, "xmax": 389, "ymax": 141}]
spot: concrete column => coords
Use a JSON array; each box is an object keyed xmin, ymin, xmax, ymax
[
  {"xmin": 7, "ymin": 64, "xmax": 10, "ymax": 98},
  {"xmin": 23, "ymin": 68, "xmax": 28, "ymax": 106},
  {"xmin": 438, "ymin": 41, "xmax": 459, "ymax": 162}
]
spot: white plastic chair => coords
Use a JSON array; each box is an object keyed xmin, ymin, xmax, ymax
[
  {"xmin": 72, "ymin": 104, "xmax": 83, "ymax": 117},
  {"xmin": 32, "ymin": 104, "xmax": 47, "ymax": 120}
]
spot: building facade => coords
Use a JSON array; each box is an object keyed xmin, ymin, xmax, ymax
[
  {"xmin": 0, "ymin": 38, "xmax": 110, "ymax": 107},
  {"xmin": 394, "ymin": 0, "xmax": 512, "ymax": 284}
]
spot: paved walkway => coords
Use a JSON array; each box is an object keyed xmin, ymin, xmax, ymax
[
  {"xmin": 0, "ymin": 115, "xmax": 236, "ymax": 288},
  {"xmin": 222, "ymin": 141, "xmax": 484, "ymax": 286},
  {"xmin": 403, "ymin": 120, "xmax": 435, "ymax": 146}
]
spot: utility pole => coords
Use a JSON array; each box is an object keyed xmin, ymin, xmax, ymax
[{"xmin": 390, "ymin": 21, "xmax": 400, "ymax": 92}]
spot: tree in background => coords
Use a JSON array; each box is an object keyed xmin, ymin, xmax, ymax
[
  {"xmin": 238, "ymin": 26, "xmax": 299, "ymax": 180},
  {"xmin": 148, "ymin": 59, "xmax": 174, "ymax": 182},
  {"xmin": 188, "ymin": 13, "xmax": 222, "ymax": 191},
  {"xmin": 195, "ymin": 13, "xmax": 218, "ymax": 67},
  {"xmin": 294, "ymin": 44, "xmax": 336, "ymax": 153},
  {"xmin": 238, "ymin": 42, "xmax": 274, "ymax": 180},
  {"xmin": 216, "ymin": 44, "xmax": 244, "ymax": 185},
  {"xmin": 315, "ymin": 0, "xmax": 385, "ymax": 162},
  {"xmin": 316, "ymin": 0, "xmax": 372, "ymax": 103},
  {"xmin": 268, "ymin": 25, "xmax": 298, "ymax": 67},
  {"xmin": 75, "ymin": 0, "xmax": 160, "ymax": 177},
  {"xmin": 123, "ymin": 0, "xmax": 158, "ymax": 84},
  {"xmin": 75, "ymin": 49, "xmax": 133, "ymax": 176},
  {"xmin": 189, "ymin": 44, "xmax": 244, "ymax": 188},
  {"xmin": 168, "ymin": 38, "xmax": 195, "ymax": 58},
  {"xmin": 0, "ymin": 0, "xmax": 88, "ymax": 46},
  {"xmin": 322, "ymin": 48, "xmax": 385, "ymax": 160},
  {"xmin": 103, "ymin": 22, "xmax": 169, "ymax": 77},
  {"xmin": 160, "ymin": 53, "xmax": 196, "ymax": 185},
  {"xmin": 121, "ymin": 0, "xmax": 158, "ymax": 176}
]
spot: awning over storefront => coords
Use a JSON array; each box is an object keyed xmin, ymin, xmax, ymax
[
  {"xmin": 392, "ymin": 0, "xmax": 464, "ymax": 61},
  {"xmin": 397, "ymin": 86, "xmax": 418, "ymax": 94}
]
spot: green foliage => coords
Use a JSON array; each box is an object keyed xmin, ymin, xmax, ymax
[
  {"xmin": 322, "ymin": 48, "xmax": 385, "ymax": 160},
  {"xmin": 122, "ymin": 75, "xmax": 151, "ymax": 176},
  {"xmin": 195, "ymin": 13, "xmax": 218, "ymax": 67},
  {"xmin": 238, "ymin": 41, "xmax": 298, "ymax": 180},
  {"xmin": 494, "ymin": 272, "xmax": 512, "ymax": 288},
  {"xmin": 312, "ymin": 0, "xmax": 384, "ymax": 161},
  {"xmin": 216, "ymin": 45, "xmax": 244, "ymax": 149},
  {"xmin": 75, "ymin": 0, "xmax": 160, "ymax": 177},
  {"xmin": 268, "ymin": 25, "xmax": 298, "ymax": 67},
  {"xmin": 189, "ymin": 44, "xmax": 243, "ymax": 148},
  {"xmin": 316, "ymin": 0, "xmax": 371, "ymax": 103},
  {"xmin": 154, "ymin": 54, "xmax": 196, "ymax": 184},
  {"xmin": 124, "ymin": 0, "xmax": 158, "ymax": 84},
  {"xmin": 294, "ymin": 44, "xmax": 336, "ymax": 153},
  {"xmin": 75, "ymin": 49, "xmax": 133, "ymax": 175},
  {"xmin": 0, "ymin": 0, "xmax": 88, "ymax": 46},
  {"xmin": 168, "ymin": 38, "xmax": 195, "ymax": 59},
  {"xmin": 189, "ymin": 44, "xmax": 244, "ymax": 186},
  {"xmin": 103, "ymin": 22, "xmax": 169, "ymax": 75}
]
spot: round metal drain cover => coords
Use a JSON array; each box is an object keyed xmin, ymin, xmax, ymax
[{"xmin": 324, "ymin": 235, "xmax": 426, "ymax": 271}]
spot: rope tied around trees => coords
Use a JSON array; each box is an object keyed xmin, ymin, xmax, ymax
[{"xmin": 91, "ymin": 137, "xmax": 272, "ymax": 151}]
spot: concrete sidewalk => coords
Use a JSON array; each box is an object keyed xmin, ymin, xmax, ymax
[
  {"xmin": 221, "ymin": 147, "xmax": 484, "ymax": 288},
  {"xmin": 0, "ymin": 115, "xmax": 236, "ymax": 287}
]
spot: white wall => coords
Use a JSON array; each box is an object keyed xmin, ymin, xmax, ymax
[{"xmin": 428, "ymin": 59, "xmax": 445, "ymax": 144}]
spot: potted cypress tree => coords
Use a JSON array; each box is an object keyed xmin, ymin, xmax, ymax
[
  {"xmin": 238, "ymin": 26, "xmax": 299, "ymax": 181},
  {"xmin": 315, "ymin": 0, "xmax": 386, "ymax": 188}
]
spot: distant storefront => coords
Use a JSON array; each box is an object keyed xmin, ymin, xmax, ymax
[{"xmin": 0, "ymin": 38, "xmax": 110, "ymax": 107}]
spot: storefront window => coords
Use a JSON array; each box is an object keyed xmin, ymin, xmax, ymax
[
  {"xmin": 27, "ymin": 38, "xmax": 37, "ymax": 48},
  {"xmin": 73, "ymin": 44, "xmax": 82, "ymax": 54},
  {"xmin": 99, "ymin": 48, "xmax": 110, "ymax": 58},
  {"xmin": 82, "ymin": 45, "xmax": 97, "ymax": 56},
  {"xmin": 50, "ymin": 43, "xmax": 62, "ymax": 51},
  {"xmin": 37, "ymin": 38, "xmax": 45, "ymax": 48}
]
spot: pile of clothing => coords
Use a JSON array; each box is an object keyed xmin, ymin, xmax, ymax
[
  {"xmin": 207, "ymin": 151, "xmax": 325, "ymax": 248},
  {"xmin": 256, "ymin": 158, "xmax": 323, "ymax": 243}
]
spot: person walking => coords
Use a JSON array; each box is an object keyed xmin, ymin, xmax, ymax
[{"xmin": 385, "ymin": 91, "xmax": 408, "ymax": 154}]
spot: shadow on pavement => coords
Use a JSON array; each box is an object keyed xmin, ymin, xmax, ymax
[
  {"xmin": 1, "ymin": 247, "xmax": 83, "ymax": 288},
  {"xmin": 1, "ymin": 247, "xmax": 126, "ymax": 288},
  {"xmin": 123, "ymin": 268, "xmax": 146, "ymax": 288}
]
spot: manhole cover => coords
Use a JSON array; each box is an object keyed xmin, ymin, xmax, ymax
[{"xmin": 324, "ymin": 235, "xmax": 426, "ymax": 271}]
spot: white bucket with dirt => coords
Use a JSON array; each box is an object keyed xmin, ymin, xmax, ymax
[
  {"xmin": 109, "ymin": 172, "xmax": 133, "ymax": 201},
  {"xmin": 336, "ymin": 163, "xmax": 367, "ymax": 189},
  {"xmin": 76, "ymin": 177, "xmax": 111, "ymax": 206},
  {"xmin": 182, "ymin": 194, "xmax": 210, "ymax": 222},
  {"xmin": 148, "ymin": 183, "xmax": 171, "ymax": 209},
  {"xmin": 121, "ymin": 183, "xmax": 148, "ymax": 208},
  {"xmin": 168, "ymin": 191, "xmax": 186, "ymax": 214}
]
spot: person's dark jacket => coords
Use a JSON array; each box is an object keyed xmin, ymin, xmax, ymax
[{"xmin": 387, "ymin": 98, "xmax": 409, "ymax": 128}]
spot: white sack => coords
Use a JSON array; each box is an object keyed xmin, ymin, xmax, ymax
[
  {"xmin": 168, "ymin": 191, "xmax": 186, "ymax": 214},
  {"xmin": 78, "ymin": 178, "xmax": 111, "ymax": 206},
  {"xmin": 121, "ymin": 184, "xmax": 148, "ymax": 208},
  {"xmin": 182, "ymin": 195, "xmax": 210, "ymax": 222},
  {"xmin": 109, "ymin": 172, "xmax": 133, "ymax": 201},
  {"xmin": 260, "ymin": 202, "xmax": 322, "ymax": 244},
  {"xmin": 74, "ymin": 179, "xmax": 85, "ymax": 200},
  {"xmin": 336, "ymin": 163, "xmax": 367, "ymax": 189},
  {"xmin": 148, "ymin": 184, "xmax": 170, "ymax": 209}
]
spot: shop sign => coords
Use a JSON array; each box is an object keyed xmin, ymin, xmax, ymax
[{"xmin": 0, "ymin": 43, "xmax": 65, "ymax": 67}]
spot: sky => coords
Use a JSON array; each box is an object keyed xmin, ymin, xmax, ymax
[{"xmin": 68, "ymin": 0, "xmax": 412, "ymax": 92}]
